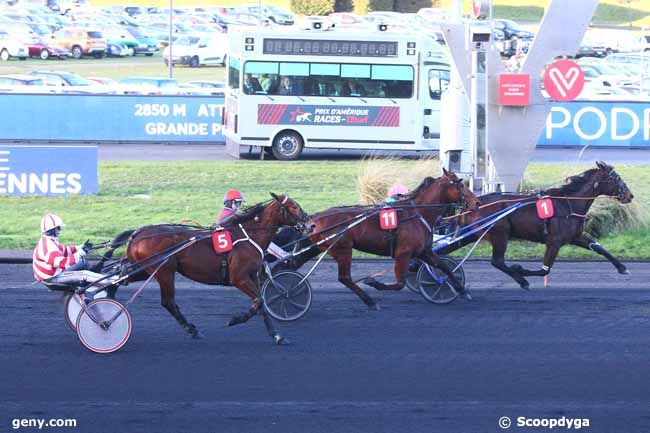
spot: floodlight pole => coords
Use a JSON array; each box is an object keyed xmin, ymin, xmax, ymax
[{"xmin": 168, "ymin": 0, "xmax": 173, "ymax": 78}]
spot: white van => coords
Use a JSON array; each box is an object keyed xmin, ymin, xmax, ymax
[{"xmin": 163, "ymin": 33, "xmax": 227, "ymax": 67}]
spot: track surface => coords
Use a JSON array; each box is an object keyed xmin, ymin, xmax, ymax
[{"xmin": 1, "ymin": 260, "xmax": 649, "ymax": 433}]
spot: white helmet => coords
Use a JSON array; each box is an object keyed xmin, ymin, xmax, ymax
[{"xmin": 40, "ymin": 214, "xmax": 64, "ymax": 233}]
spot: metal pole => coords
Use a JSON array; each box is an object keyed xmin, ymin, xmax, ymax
[{"xmin": 168, "ymin": 0, "xmax": 173, "ymax": 78}]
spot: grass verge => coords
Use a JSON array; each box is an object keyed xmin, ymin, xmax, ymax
[{"xmin": 0, "ymin": 160, "xmax": 648, "ymax": 260}]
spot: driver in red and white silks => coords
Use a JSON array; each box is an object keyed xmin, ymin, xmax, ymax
[
  {"xmin": 218, "ymin": 189, "xmax": 289, "ymax": 260},
  {"xmin": 33, "ymin": 214, "xmax": 118, "ymax": 298}
]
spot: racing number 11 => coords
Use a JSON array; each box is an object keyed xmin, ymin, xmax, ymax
[{"xmin": 380, "ymin": 209, "xmax": 399, "ymax": 230}]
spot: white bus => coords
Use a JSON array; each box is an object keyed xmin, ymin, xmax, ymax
[{"xmin": 223, "ymin": 24, "xmax": 450, "ymax": 160}]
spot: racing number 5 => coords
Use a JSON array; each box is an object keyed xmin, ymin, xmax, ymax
[{"xmin": 212, "ymin": 231, "xmax": 233, "ymax": 253}]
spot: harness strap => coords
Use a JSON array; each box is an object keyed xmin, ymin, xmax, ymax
[{"xmin": 232, "ymin": 224, "xmax": 265, "ymax": 259}]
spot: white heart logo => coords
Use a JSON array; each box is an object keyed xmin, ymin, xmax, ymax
[{"xmin": 548, "ymin": 67, "xmax": 580, "ymax": 98}]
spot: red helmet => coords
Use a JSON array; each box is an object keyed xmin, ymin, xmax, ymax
[{"xmin": 223, "ymin": 189, "xmax": 244, "ymax": 203}]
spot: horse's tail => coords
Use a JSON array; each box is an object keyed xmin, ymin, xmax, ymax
[{"xmin": 89, "ymin": 229, "xmax": 136, "ymax": 273}]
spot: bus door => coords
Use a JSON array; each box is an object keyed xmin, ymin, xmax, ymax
[{"xmin": 421, "ymin": 67, "xmax": 450, "ymax": 146}]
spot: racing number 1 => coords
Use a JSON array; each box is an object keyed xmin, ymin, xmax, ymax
[
  {"xmin": 536, "ymin": 199, "xmax": 554, "ymax": 219},
  {"xmin": 380, "ymin": 209, "xmax": 399, "ymax": 230}
]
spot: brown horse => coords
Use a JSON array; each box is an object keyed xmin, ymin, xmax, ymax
[
  {"xmin": 125, "ymin": 193, "xmax": 314, "ymax": 345},
  {"xmin": 439, "ymin": 161, "xmax": 634, "ymax": 289},
  {"xmin": 284, "ymin": 169, "xmax": 480, "ymax": 309}
]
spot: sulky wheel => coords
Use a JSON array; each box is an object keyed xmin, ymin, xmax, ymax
[
  {"xmin": 262, "ymin": 270, "xmax": 312, "ymax": 322},
  {"xmin": 76, "ymin": 299, "xmax": 132, "ymax": 354},
  {"xmin": 64, "ymin": 294, "xmax": 85, "ymax": 332},
  {"xmin": 417, "ymin": 256, "xmax": 465, "ymax": 305}
]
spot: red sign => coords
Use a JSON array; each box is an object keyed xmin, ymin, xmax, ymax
[
  {"xmin": 498, "ymin": 73, "xmax": 530, "ymax": 106},
  {"xmin": 536, "ymin": 199, "xmax": 555, "ymax": 219},
  {"xmin": 212, "ymin": 230, "xmax": 233, "ymax": 253},
  {"xmin": 543, "ymin": 59, "xmax": 585, "ymax": 102},
  {"xmin": 379, "ymin": 209, "xmax": 399, "ymax": 230}
]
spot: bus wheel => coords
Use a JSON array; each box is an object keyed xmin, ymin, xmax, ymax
[{"xmin": 272, "ymin": 131, "xmax": 303, "ymax": 160}]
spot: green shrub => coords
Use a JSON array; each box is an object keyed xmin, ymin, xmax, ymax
[{"xmin": 291, "ymin": 0, "xmax": 336, "ymax": 15}]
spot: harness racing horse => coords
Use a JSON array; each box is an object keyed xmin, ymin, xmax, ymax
[
  {"xmin": 284, "ymin": 169, "xmax": 480, "ymax": 309},
  {"xmin": 123, "ymin": 194, "xmax": 313, "ymax": 345},
  {"xmin": 440, "ymin": 161, "xmax": 634, "ymax": 290}
]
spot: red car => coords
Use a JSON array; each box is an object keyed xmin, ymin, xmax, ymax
[{"xmin": 27, "ymin": 38, "xmax": 71, "ymax": 60}]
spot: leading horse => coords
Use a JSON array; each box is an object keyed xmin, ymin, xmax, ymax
[
  {"xmin": 122, "ymin": 194, "xmax": 313, "ymax": 345},
  {"xmin": 439, "ymin": 161, "xmax": 634, "ymax": 289},
  {"xmin": 283, "ymin": 169, "xmax": 480, "ymax": 309}
]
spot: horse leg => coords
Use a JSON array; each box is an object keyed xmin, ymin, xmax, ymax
[
  {"xmin": 514, "ymin": 238, "xmax": 563, "ymax": 279},
  {"xmin": 333, "ymin": 251, "xmax": 379, "ymax": 310},
  {"xmin": 231, "ymin": 271, "xmax": 287, "ymax": 345},
  {"xmin": 571, "ymin": 232, "xmax": 629, "ymax": 275},
  {"xmin": 488, "ymin": 233, "xmax": 531, "ymax": 290},
  {"xmin": 157, "ymin": 269, "xmax": 202, "ymax": 339},
  {"xmin": 362, "ymin": 253, "xmax": 409, "ymax": 291}
]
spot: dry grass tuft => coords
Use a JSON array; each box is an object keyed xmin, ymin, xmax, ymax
[
  {"xmin": 585, "ymin": 198, "xmax": 647, "ymax": 238},
  {"xmin": 356, "ymin": 156, "xmax": 441, "ymax": 205}
]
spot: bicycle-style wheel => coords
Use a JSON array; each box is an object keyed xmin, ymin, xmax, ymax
[
  {"xmin": 76, "ymin": 299, "xmax": 132, "ymax": 354},
  {"xmin": 262, "ymin": 271, "xmax": 312, "ymax": 322}
]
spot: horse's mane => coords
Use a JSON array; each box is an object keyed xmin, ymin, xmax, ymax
[
  {"xmin": 222, "ymin": 200, "xmax": 272, "ymax": 226},
  {"xmin": 402, "ymin": 176, "xmax": 437, "ymax": 201},
  {"xmin": 543, "ymin": 168, "xmax": 598, "ymax": 196}
]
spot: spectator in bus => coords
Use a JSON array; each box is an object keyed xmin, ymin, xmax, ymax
[
  {"xmin": 278, "ymin": 76, "xmax": 295, "ymax": 95},
  {"xmin": 259, "ymin": 73, "xmax": 273, "ymax": 93},
  {"xmin": 341, "ymin": 79, "xmax": 365, "ymax": 97},
  {"xmin": 243, "ymin": 73, "xmax": 262, "ymax": 94}
]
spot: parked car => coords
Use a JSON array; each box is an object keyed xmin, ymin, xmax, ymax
[
  {"xmin": 186, "ymin": 80, "xmax": 225, "ymax": 95},
  {"xmin": 0, "ymin": 74, "xmax": 45, "ymax": 91},
  {"xmin": 28, "ymin": 70, "xmax": 111, "ymax": 93},
  {"xmin": 578, "ymin": 60, "xmax": 637, "ymax": 87},
  {"xmin": 28, "ymin": 37, "xmax": 70, "ymax": 59},
  {"xmin": 124, "ymin": 27, "xmax": 159, "ymax": 55},
  {"xmin": 604, "ymin": 52, "xmax": 650, "ymax": 76},
  {"xmin": 51, "ymin": 27, "xmax": 107, "ymax": 58},
  {"xmin": 0, "ymin": 34, "xmax": 28, "ymax": 61},
  {"xmin": 577, "ymin": 34, "xmax": 611, "ymax": 58},
  {"xmin": 117, "ymin": 77, "xmax": 182, "ymax": 95},
  {"xmin": 162, "ymin": 33, "xmax": 227, "ymax": 67}
]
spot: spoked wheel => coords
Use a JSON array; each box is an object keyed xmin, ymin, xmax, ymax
[
  {"xmin": 76, "ymin": 299, "xmax": 132, "ymax": 354},
  {"xmin": 262, "ymin": 270, "xmax": 312, "ymax": 322},
  {"xmin": 417, "ymin": 256, "xmax": 465, "ymax": 305},
  {"xmin": 63, "ymin": 294, "xmax": 85, "ymax": 331}
]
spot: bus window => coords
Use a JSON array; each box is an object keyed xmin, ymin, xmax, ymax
[
  {"xmin": 244, "ymin": 61, "xmax": 279, "ymax": 94},
  {"xmin": 341, "ymin": 64, "xmax": 371, "ymax": 78},
  {"xmin": 428, "ymin": 69, "xmax": 450, "ymax": 100},
  {"xmin": 228, "ymin": 57, "xmax": 241, "ymax": 89}
]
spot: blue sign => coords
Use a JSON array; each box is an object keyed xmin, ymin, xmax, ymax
[
  {"xmin": 539, "ymin": 102, "xmax": 650, "ymax": 147},
  {"xmin": 0, "ymin": 95, "xmax": 224, "ymax": 142},
  {"xmin": 0, "ymin": 146, "xmax": 97, "ymax": 196}
]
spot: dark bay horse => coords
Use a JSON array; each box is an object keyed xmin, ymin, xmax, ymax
[
  {"xmin": 123, "ymin": 194, "xmax": 313, "ymax": 345},
  {"xmin": 284, "ymin": 169, "xmax": 480, "ymax": 309},
  {"xmin": 439, "ymin": 161, "xmax": 634, "ymax": 290}
]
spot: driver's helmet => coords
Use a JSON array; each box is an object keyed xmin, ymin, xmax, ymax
[{"xmin": 40, "ymin": 213, "xmax": 64, "ymax": 234}]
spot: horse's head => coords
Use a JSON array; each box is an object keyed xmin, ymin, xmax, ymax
[
  {"xmin": 270, "ymin": 192, "xmax": 315, "ymax": 235},
  {"xmin": 441, "ymin": 168, "xmax": 480, "ymax": 211},
  {"xmin": 593, "ymin": 161, "xmax": 634, "ymax": 204}
]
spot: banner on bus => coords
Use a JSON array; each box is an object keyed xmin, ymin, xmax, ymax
[
  {"xmin": 0, "ymin": 146, "xmax": 97, "ymax": 196},
  {"xmin": 257, "ymin": 104, "xmax": 400, "ymax": 127}
]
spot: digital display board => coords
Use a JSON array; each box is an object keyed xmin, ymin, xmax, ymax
[{"xmin": 263, "ymin": 39, "xmax": 398, "ymax": 57}]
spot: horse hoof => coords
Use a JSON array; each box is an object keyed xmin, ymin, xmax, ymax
[
  {"xmin": 367, "ymin": 301, "xmax": 380, "ymax": 311},
  {"xmin": 274, "ymin": 334, "xmax": 290, "ymax": 345},
  {"xmin": 511, "ymin": 264, "xmax": 524, "ymax": 274},
  {"xmin": 520, "ymin": 281, "xmax": 530, "ymax": 291},
  {"xmin": 192, "ymin": 330, "xmax": 204, "ymax": 339},
  {"xmin": 618, "ymin": 267, "xmax": 630, "ymax": 275}
]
